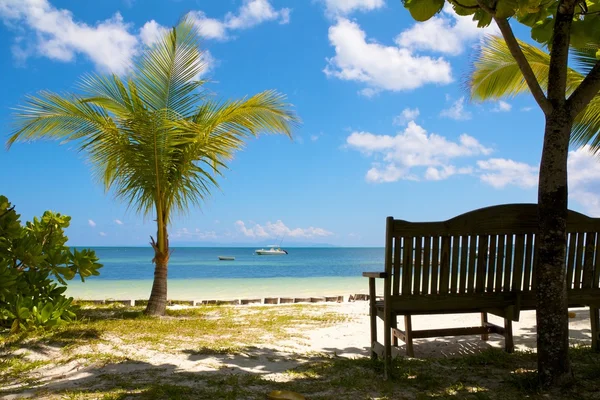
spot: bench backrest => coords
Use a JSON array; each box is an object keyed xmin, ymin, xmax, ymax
[{"xmin": 385, "ymin": 204, "xmax": 600, "ymax": 296}]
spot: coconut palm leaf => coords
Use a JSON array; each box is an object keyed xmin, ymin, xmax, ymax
[
  {"xmin": 470, "ymin": 35, "xmax": 600, "ymax": 153},
  {"xmin": 7, "ymin": 18, "xmax": 298, "ymax": 316}
]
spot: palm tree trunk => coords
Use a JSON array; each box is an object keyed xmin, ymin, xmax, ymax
[
  {"xmin": 145, "ymin": 248, "xmax": 169, "ymax": 315},
  {"xmin": 536, "ymin": 108, "xmax": 573, "ymax": 386},
  {"xmin": 145, "ymin": 208, "xmax": 170, "ymax": 316}
]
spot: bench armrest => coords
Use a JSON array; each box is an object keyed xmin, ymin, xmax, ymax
[{"xmin": 362, "ymin": 272, "xmax": 387, "ymax": 278}]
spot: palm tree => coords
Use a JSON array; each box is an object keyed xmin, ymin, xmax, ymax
[
  {"xmin": 470, "ymin": 35, "xmax": 600, "ymax": 149},
  {"xmin": 7, "ymin": 18, "xmax": 298, "ymax": 316}
]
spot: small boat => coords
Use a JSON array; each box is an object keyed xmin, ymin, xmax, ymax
[
  {"xmin": 255, "ymin": 246, "xmax": 288, "ymax": 255},
  {"xmin": 218, "ymin": 256, "xmax": 235, "ymax": 261}
]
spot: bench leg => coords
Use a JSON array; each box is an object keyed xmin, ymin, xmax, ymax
[
  {"xmin": 481, "ymin": 312, "xmax": 489, "ymax": 341},
  {"xmin": 504, "ymin": 318, "xmax": 514, "ymax": 353},
  {"xmin": 384, "ymin": 310, "xmax": 392, "ymax": 380},
  {"xmin": 368, "ymin": 278, "xmax": 378, "ymax": 360},
  {"xmin": 404, "ymin": 315, "xmax": 414, "ymax": 357},
  {"xmin": 591, "ymin": 307, "xmax": 599, "ymax": 352}
]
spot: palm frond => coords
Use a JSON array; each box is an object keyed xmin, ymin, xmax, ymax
[
  {"xmin": 7, "ymin": 91, "xmax": 116, "ymax": 148},
  {"xmin": 471, "ymin": 35, "xmax": 600, "ymax": 156},
  {"xmin": 7, "ymin": 19, "xmax": 298, "ymax": 225},
  {"xmin": 571, "ymin": 46, "xmax": 600, "ymax": 76},
  {"xmin": 470, "ymin": 35, "xmax": 583, "ymax": 101},
  {"xmin": 572, "ymin": 95, "xmax": 600, "ymax": 152},
  {"xmin": 135, "ymin": 16, "xmax": 207, "ymax": 116}
]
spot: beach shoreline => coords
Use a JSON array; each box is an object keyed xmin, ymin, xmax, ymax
[{"xmin": 65, "ymin": 276, "xmax": 376, "ymax": 301}]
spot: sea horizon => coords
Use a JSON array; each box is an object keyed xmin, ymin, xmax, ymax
[{"xmin": 65, "ymin": 247, "xmax": 385, "ymax": 300}]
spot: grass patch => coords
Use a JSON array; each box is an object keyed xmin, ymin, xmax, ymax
[{"xmin": 0, "ymin": 354, "xmax": 51, "ymax": 388}]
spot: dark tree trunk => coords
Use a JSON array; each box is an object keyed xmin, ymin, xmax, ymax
[{"xmin": 536, "ymin": 107, "xmax": 573, "ymax": 386}]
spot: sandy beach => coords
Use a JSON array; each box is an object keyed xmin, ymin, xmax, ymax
[{"xmin": 1, "ymin": 301, "xmax": 595, "ymax": 399}]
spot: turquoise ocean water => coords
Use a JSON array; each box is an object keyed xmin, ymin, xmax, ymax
[{"xmin": 66, "ymin": 247, "xmax": 385, "ymax": 300}]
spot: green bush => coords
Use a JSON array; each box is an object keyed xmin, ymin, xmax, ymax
[{"xmin": 0, "ymin": 195, "xmax": 102, "ymax": 333}]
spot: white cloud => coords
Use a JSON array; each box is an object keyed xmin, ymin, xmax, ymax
[
  {"xmin": 172, "ymin": 227, "xmax": 218, "ymax": 240},
  {"xmin": 393, "ymin": 107, "xmax": 420, "ymax": 126},
  {"xmin": 115, "ymin": 219, "xmax": 124, "ymax": 225},
  {"xmin": 347, "ymin": 121, "xmax": 491, "ymax": 183},
  {"xmin": 477, "ymin": 158, "xmax": 538, "ymax": 188},
  {"xmin": 0, "ymin": 0, "xmax": 286, "ymax": 73},
  {"xmin": 521, "ymin": 106, "xmax": 533, "ymax": 112},
  {"xmin": 235, "ymin": 220, "xmax": 333, "ymax": 238},
  {"xmin": 88, "ymin": 219, "xmax": 96, "ymax": 228},
  {"xmin": 320, "ymin": 0, "xmax": 385, "ymax": 15},
  {"xmin": 440, "ymin": 97, "xmax": 472, "ymax": 120},
  {"xmin": 189, "ymin": 0, "xmax": 290, "ymax": 41},
  {"xmin": 358, "ymin": 87, "xmax": 380, "ymax": 98},
  {"xmin": 139, "ymin": 20, "xmax": 168, "ymax": 46},
  {"xmin": 225, "ymin": 0, "xmax": 290, "ymax": 29},
  {"xmin": 99, "ymin": 232, "xmax": 107, "ymax": 237},
  {"xmin": 0, "ymin": 0, "xmax": 138, "ymax": 74},
  {"xmin": 568, "ymin": 146, "xmax": 600, "ymax": 216},
  {"xmin": 425, "ymin": 165, "xmax": 472, "ymax": 181},
  {"xmin": 396, "ymin": 4, "xmax": 498, "ymax": 56},
  {"xmin": 491, "ymin": 100, "xmax": 512, "ymax": 112},
  {"xmin": 310, "ymin": 135, "xmax": 320, "ymax": 142},
  {"xmin": 475, "ymin": 147, "xmax": 600, "ymax": 216},
  {"xmin": 324, "ymin": 18, "xmax": 452, "ymax": 94}
]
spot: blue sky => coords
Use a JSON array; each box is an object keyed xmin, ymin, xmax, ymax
[{"xmin": 1, "ymin": 0, "xmax": 599, "ymax": 247}]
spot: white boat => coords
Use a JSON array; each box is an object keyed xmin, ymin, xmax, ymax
[{"xmin": 255, "ymin": 246, "xmax": 288, "ymax": 255}]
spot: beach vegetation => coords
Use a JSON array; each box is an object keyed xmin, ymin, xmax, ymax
[
  {"xmin": 403, "ymin": 0, "xmax": 600, "ymax": 387},
  {"xmin": 0, "ymin": 196, "xmax": 102, "ymax": 334},
  {"xmin": 6, "ymin": 17, "xmax": 298, "ymax": 317}
]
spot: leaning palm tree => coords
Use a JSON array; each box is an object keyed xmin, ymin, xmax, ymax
[
  {"xmin": 7, "ymin": 18, "xmax": 298, "ymax": 316},
  {"xmin": 470, "ymin": 35, "xmax": 600, "ymax": 149}
]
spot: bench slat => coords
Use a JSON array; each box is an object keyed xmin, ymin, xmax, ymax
[
  {"xmin": 496, "ymin": 235, "xmax": 506, "ymax": 291},
  {"xmin": 567, "ymin": 233, "xmax": 577, "ymax": 290},
  {"xmin": 402, "ymin": 237, "xmax": 413, "ymax": 295},
  {"xmin": 422, "ymin": 236, "xmax": 431, "ymax": 295},
  {"xmin": 393, "ymin": 237, "xmax": 402, "ymax": 295},
  {"xmin": 583, "ymin": 232, "xmax": 596, "ymax": 288},
  {"xmin": 431, "ymin": 236, "xmax": 440, "ymax": 294},
  {"xmin": 592, "ymin": 232, "xmax": 600, "ymax": 288},
  {"xmin": 476, "ymin": 234, "xmax": 488, "ymax": 293},
  {"xmin": 575, "ymin": 232, "xmax": 586, "ymax": 290},
  {"xmin": 414, "ymin": 237, "xmax": 423, "ymax": 294},
  {"xmin": 467, "ymin": 235, "xmax": 477, "ymax": 293},
  {"xmin": 523, "ymin": 233, "xmax": 534, "ymax": 291},
  {"xmin": 450, "ymin": 235, "xmax": 460, "ymax": 294},
  {"xmin": 440, "ymin": 236, "xmax": 451, "ymax": 295},
  {"xmin": 513, "ymin": 234, "xmax": 525, "ymax": 291},
  {"xmin": 487, "ymin": 234, "xmax": 498, "ymax": 292},
  {"xmin": 504, "ymin": 235, "xmax": 514, "ymax": 291},
  {"xmin": 459, "ymin": 235, "xmax": 468, "ymax": 293}
]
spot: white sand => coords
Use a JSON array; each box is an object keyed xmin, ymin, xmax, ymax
[{"xmin": 2, "ymin": 302, "xmax": 594, "ymax": 399}]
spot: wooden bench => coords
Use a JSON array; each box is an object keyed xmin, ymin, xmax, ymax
[{"xmin": 363, "ymin": 204, "xmax": 600, "ymax": 374}]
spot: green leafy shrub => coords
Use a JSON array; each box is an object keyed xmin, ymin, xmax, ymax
[{"xmin": 0, "ymin": 195, "xmax": 102, "ymax": 333}]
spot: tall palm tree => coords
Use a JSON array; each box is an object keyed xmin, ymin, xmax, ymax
[
  {"xmin": 470, "ymin": 35, "xmax": 600, "ymax": 149},
  {"xmin": 7, "ymin": 18, "xmax": 299, "ymax": 316}
]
